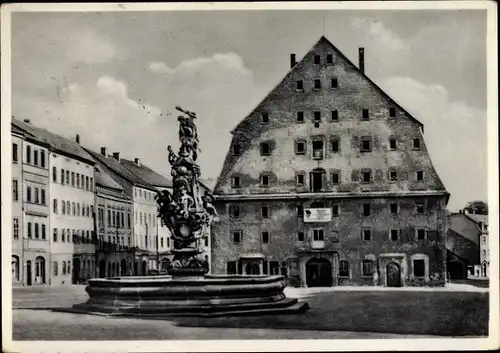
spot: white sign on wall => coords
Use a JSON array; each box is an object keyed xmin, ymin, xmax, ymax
[{"xmin": 304, "ymin": 208, "xmax": 332, "ymax": 222}]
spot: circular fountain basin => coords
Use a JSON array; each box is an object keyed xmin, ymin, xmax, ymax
[{"xmin": 68, "ymin": 275, "xmax": 309, "ymax": 317}]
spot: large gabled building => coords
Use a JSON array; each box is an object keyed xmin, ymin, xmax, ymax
[{"xmin": 211, "ymin": 36, "xmax": 449, "ymax": 287}]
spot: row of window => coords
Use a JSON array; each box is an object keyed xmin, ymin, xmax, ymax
[
  {"xmin": 231, "ymin": 168, "xmax": 426, "ymax": 189},
  {"xmin": 259, "ymin": 107, "xmax": 398, "ymax": 125},
  {"xmin": 24, "ymin": 185, "xmax": 47, "ymax": 205},
  {"xmin": 53, "ymin": 228, "xmax": 93, "ymax": 243},
  {"xmin": 232, "ymin": 137, "xmax": 421, "ymax": 158},
  {"xmin": 230, "ymin": 227, "xmax": 430, "ymax": 244},
  {"xmin": 53, "ymin": 167, "xmax": 94, "ymax": 191},
  {"xmin": 134, "ymin": 188, "xmax": 157, "ymax": 202},
  {"xmin": 98, "ymin": 208, "xmax": 132, "ymax": 229},
  {"xmin": 12, "ymin": 143, "xmax": 47, "ymax": 168},
  {"xmin": 53, "ymin": 260, "xmax": 72, "ymax": 276},
  {"xmin": 99, "ymin": 234, "xmax": 173, "ymax": 249},
  {"xmin": 226, "ymin": 260, "xmax": 287, "ymax": 276},
  {"xmin": 135, "ymin": 210, "xmax": 157, "ymax": 227},
  {"xmin": 53, "ymin": 199, "xmax": 93, "ymax": 217},
  {"xmin": 26, "ymin": 222, "xmax": 47, "ymax": 240},
  {"xmin": 229, "ymin": 201, "xmax": 426, "ymax": 219}
]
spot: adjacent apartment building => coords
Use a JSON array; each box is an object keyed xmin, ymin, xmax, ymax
[{"xmin": 211, "ymin": 36, "xmax": 450, "ymax": 287}]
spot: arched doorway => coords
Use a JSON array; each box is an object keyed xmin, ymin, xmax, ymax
[
  {"xmin": 142, "ymin": 260, "xmax": 147, "ymax": 275},
  {"xmin": 26, "ymin": 260, "xmax": 32, "ymax": 286},
  {"xmin": 245, "ymin": 263, "xmax": 260, "ymax": 275},
  {"xmin": 447, "ymin": 261, "xmax": 465, "ymax": 279},
  {"xmin": 73, "ymin": 258, "xmax": 81, "ymax": 284},
  {"xmin": 99, "ymin": 260, "xmax": 106, "ymax": 278},
  {"xmin": 386, "ymin": 262, "xmax": 401, "ymax": 287},
  {"xmin": 34, "ymin": 256, "xmax": 46, "ymax": 284},
  {"xmin": 121, "ymin": 259, "xmax": 127, "ymax": 276},
  {"xmin": 306, "ymin": 258, "xmax": 332, "ymax": 287}
]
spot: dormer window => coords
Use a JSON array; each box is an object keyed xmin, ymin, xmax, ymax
[
  {"xmin": 362, "ymin": 170, "xmax": 372, "ymax": 183},
  {"xmin": 326, "ymin": 54, "xmax": 333, "ymax": 64},
  {"xmin": 232, "ymin": 144, "xmax": 241, "ymax": 156},
  {"xmin": 260, "ymin": 142, "xmax": 271, "ymax": 156},
  {"xmin": 416, "ymin": 170, "xmax": 424, "ymax": 181},
  {"xmin": 413, "ymin": 138, "xmax": 421, "ymax": 150},
  {"xmin": 331, "ymin": 78, "xmax": 338, "ymax": 88},
  {"xmin": 389, "ymin": 169, "xmax": 398, "ymax": 182},
  {"xmin": 261, "ymin": 112, "xmax": 269, "ymax": 123},
  {"xmin": 389, "ymin": 107, "xmax": 396, "ymax": 118},
  {"xmin": 297, "ymin": 111, "xmax": 304, "ymax": 123},
  {"xmin": 260, "ymin": 174, "xmax": 270, "ymax": 187},
  {"xmin": 231, "ymin": 176, "xmax": 241, "ymax": 188},
  {"xmin": 314, "ymin": 55, "xmax": 321, "ymax": 64},
  {"xmin": 296, "ymin": 80, "xmax": 304, "ymax": 91},
  {"xmin": 314, "ymin": 79, "xmax": 321, "ymax": 90}
]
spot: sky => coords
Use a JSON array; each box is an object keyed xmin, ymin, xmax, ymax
[{"xmin": 11, "ymin": 9, "xmax": 487, "ymax": 211}]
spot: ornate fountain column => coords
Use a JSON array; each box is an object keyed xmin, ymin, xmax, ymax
[{"xmin": 156, "ymin": 106, "xmax": 217, "ymax": 279}]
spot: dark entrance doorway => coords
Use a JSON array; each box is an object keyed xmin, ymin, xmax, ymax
[
  {"xmin": 448, "ymin": 261, "xmax": 466, "ymax": 279},
  {"xmin": 245, "ymin": 263, "xmax": 260, "ymax": 275},
  {"xmin": 26, "ymin": 260, "xmax": 32, "ymax": 286},
  {"xmin": 386, "ymin": 262, "xmax": 401, "ymax": 287},
  {"xmin": 73, "ymin": 258, "xmax": 81, "ymax": 284},
  {"xmin": 121, "ymin": 259, "xmax": 127, "ymax": 276},
  {"xmin": 306, "ymin": 258, "xmax": 332, "ymax": 287},
  {"xmin": 99, "ymin": 260, "xmax": 106, "ymax": 278},
  {"xmin": 310, "ymin": 168, "xmax": 326, "ymax": 192},
  {"xmin": 142, "ymin": 260, "xmax": 147, "ymax": 275}
]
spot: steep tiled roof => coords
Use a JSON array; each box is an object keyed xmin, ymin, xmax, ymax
[
  {"xmin": 12, "ymin": 118, "xmax": 95, "ymax": 164},
  {"xmin": 121, "ymin": 158, "xmax": 172, "ymax": 188},
  {"xmin": 465, "ymin": 214, "xmax": 488, "ymax": 225},
  {"xmin": 85, "ymin": 149, "xmax": 156, "ymax": 190},
  {"xmin": 95, "ymin": 164, "xmax": 125, "ymax": 191}
]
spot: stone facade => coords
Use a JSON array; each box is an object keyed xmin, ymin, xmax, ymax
[{"xmin": 211, "ymin": 36, "xmax": 449, "ymax": 287}]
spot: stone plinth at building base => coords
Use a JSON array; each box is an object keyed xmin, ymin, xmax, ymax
[{"xmin": 66, "ymin": 275, "xmax": 309, "ymax": 317}]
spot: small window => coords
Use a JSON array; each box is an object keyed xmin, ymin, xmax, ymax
[
  {"xmin": 231, "ymin": 176, "xmax": 241, "ymax": 188},
  {"xmin": 41, "ymin": 189, "xmax": 46, "ymax": 205},
  {"xmin": 331, "ymin": 139, "xmax": 340, "ymax": 153},
  {"xmin": 390, "ymin": 203, "xmax": 398, "ymax": 215},
  {"xmin": 314, "ymin": 111, "xmax": 321, "ymax": 122},
  {"xmin": 261, "ymin": 112, "xmax": 269, "ymax": 123},
  {"xmin": 26, "ymin": 145, "xmax": 31, "ymax": 164},
  {"xmin": 260, "ymin": 142, "xmax": 271, "ymax": 156},
  {"xmin": 13, "ymin": 180, "xmax": 18, "ymax": 202},
  {"xmin": 262, "ymin": 231, "xmax": 269, "ymax": 244},
  {"xmin": 34, "ymin": 150, "xmax": 38, "ymax": 166},
  {"xmin": 297, "ymin": 204, "xmax": 303, "ymax": 216},
  {"xmin": 54, "ymin": 261, "xmax": 58, "ymax": 276},
  {"xmin": 413, "ymin": 259, "xmax": 425, "ymax": 277},
  {"xmin": 416, "ymin": 170, "xmax": 424, "ymax": 181},
  {"xmin": 332, "ymin": 204, "xmax": 340, "ymax": 216},
  {"xmin": 295, "ymin": 140, "xmax": 306, "ymax": 155},
  {"xmin": 232, "ymin": 144, "xmax": 240, "ymax": 156},
  {"xmin": 260, "ymin": 174, "xmax": 269, "ymax": 187},
  {"xmin": 232, "ymin": 231, "xmax": 242, "ymax": 243},
  {"xmin": 339, "ymin": 260, "xmax": 349, "ymax": 277},
  {"xmin": 389, "ymin": 107, "xmax": 396, "ymax": 118},
  {"xmin": 390, "ymin": 229, "xmax": 399, "ymax": 241},
  {"xmin": 53, "ymin": 199, "xmax": 58, "ymax": 214},
  {"xmin": 296, "ymin": 80, "xmax": 304, "ymax": 90},
  {"xmin": 312, "ymin": 140, "xmax": 324, "ymax": 160},
  {"xmin": 362, "ymin": 203, "xmax": 371, "ymax": 216},
  {"xmin": 26, "ymin": 186, "xmax": 32, "ymax": 202},
  {"xmin": 331, "ymin": 110, "xmax": 339, "ymax": 122},
  {"xmin": 261, "ymin": 205, "xmax": 269, "ymax": 219},
  {"xmin": 362, "ymin": 170, "xmax": 372, "ymax": 183},
  {"xmin": 413, "ymin": 138, "xmax": 421, "ymax": 150},
  {"xmin": 313, "ymin": 229, "xmax": 324, "ymax": 241},
  {"xmin": 362, "ymin": 260, "xmax": 374, "ymax": 276},
  {"xmin": 389, "ymin": 170, "xmax": 398, "ymax": 182},
  {"xmin": 416, "ymin": 201, "xmax": 425, "ymax": 214},
  {"xmin": 230, "ymin": 205, "xmax": 240, "ymax": 218},
  {"xmin": 296, "ymin": 173, "xmax": 305, "ymax": 186},
  {"xmin": 416, "ymin": 228, "xmax": 427, "ymax": 240},
  {"xmin": 331, "ymin": 172, "xmax": 340, "ymax": 185},
  {"xmin": 297, "ymin": 111, "xmax": 304, "ymax": 123},
  {"xmin": 27, "ymin": 222, "xmax": 32, "ymax": 238},
  {"xmin": 227, "ymin": 261, "xmax": 237, "ymax": 275},
  {"xmin": 362, "ymin": 109, "xmax": 370, "ymax": 120},
  {"xmin": 362, "ymin": 228, "xmax": 372, "ymax": 241},
  {"xmin": 389, "ymin": 138, "xmax": 397, "ymax": 150},
  {"xmin": 314, "ymin": 79, "xmax": 321, "ymax": 90},
  {"xmin": 297, "ymin": 232, "xmax": 305, "ymax": 242},
  {"xmin": 314, "ymin": 55, "xmax": 320, "ymax": 64},
  {"xmin": 360, "ymin": 136, "xmax": 372, "ymax": 152},
  {"xmin": 326, "ymin": 54, "xmax": 333, "ymax": 64},
  {"xmin": 331, "ymin": 78, "xmax": 338, "ymax": 88},
  {"xmin": 13, "ymin": 143, "xmax": 18, "ymax": 162}
]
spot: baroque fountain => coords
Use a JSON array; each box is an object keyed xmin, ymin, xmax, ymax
[{"xmin": 70, "ymin": 106, "xmax": 309, "ymax": 317}]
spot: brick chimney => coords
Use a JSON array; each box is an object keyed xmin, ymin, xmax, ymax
[
  {"xmin": 290, "ymin": 54, "xmax": 296, "ymax": 68},
  {"xmin": 100, "ymin": 147, "xmax": 107, "ymax": 156},
  {"xmin": 134, "ymin": 158, "xmax": 141, "ymax": 166},
  {"xmin": 76, "ymin": 134, "xmax": 80, "ymax": 144},
  {"xmin": 112, "ymin": 152, "xmax": 120, "ymax": 161},
  {"xmin": 359, "ymin": 48, "xmax": 365, "ymax": 73},
  {"xmin": 23, "ymin": 119, "xmax": 30, "ymax": 124}
]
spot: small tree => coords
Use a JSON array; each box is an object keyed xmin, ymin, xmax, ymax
[{"xmin": 465, "ymin": 200, "xmax": 488, "ymax": 215}]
